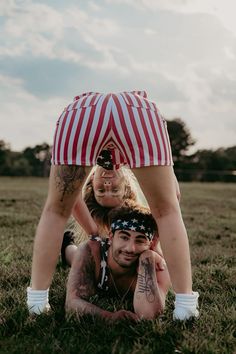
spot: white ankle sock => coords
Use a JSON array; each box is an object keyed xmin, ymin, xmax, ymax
[
  {"xmin": 27, "ymin": 287, "xmax": 51, "ymax": 315},
  {"xmin": 173, "ymin": 291, "xmax": 199, "ymax": 320}
]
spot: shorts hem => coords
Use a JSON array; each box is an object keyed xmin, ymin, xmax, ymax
[
  {"xmin": 51, "ymin": 159, "xmax": 174, "ymax": 167},
  {"xmin": 130, "ymin": 161, "xmax": 174, "ymax": 168},
  {"xmin": 51, "ymin": 159, "xmax": 96, "ymax": 167}
]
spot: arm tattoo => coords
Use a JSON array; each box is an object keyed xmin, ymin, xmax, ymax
[
  {"xmin": 71, "ymin": 246, "xmax": 96, "ymax": 300},
  {"xmin": 55, "ymin": 166, "xmax": 86, "ymax": 202},
  {"xmin": 137, "ymin": 257, "xmax": 156, "ymax": 303}
]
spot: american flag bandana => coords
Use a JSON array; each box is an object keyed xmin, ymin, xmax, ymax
[{"xmin": 111, "ymin": 218, "xmax": 154, "ymax": 241}]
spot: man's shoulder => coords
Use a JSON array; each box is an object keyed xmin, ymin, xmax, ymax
[
  {"xmin": 75, "ymin": 238, "xmax": 101, "ymax": 259},
  {"xmin": 71, "ymin": 239, "xmax": 103, "ymax": 281}
]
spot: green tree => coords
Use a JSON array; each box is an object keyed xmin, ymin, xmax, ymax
[
  {"xmin": 10, "ymin": 154, "xmax": 32, "ymax": 176},
  {"xmin": 192, "ymin": 147, "xmax": 236, "ymax": 171},
  {"xmin": 0, "ymin": 140, "xmax": 12, "ymax": 175},
  {"xmin": 167, "ymin": 118, "xmax": 195, "ymax": 166},
  {"xmin": 23, "ymin": 143, "xmax": 51, "ymax": 176},
  {"xmin": 188, "ymin": 146, "xmax": 236, "ymax": 181}
]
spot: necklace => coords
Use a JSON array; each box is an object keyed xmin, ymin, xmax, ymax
[{"xmin": 109, "ymin": 270, "xmax": 136, "ymax": 304}]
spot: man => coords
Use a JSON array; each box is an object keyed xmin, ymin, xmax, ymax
[{"xmin": 65, "ymin": 204, "xmax": 171, "ymax": 321}]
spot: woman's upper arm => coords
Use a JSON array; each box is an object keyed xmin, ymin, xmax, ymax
[{"xmin": 72, "ymin": 193, "xmax": 98, "ymax": 235}]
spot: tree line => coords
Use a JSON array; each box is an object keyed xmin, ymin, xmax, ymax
[{"xmin": 1, "ymin": 119, "xmax": 235, "ymax": 182}]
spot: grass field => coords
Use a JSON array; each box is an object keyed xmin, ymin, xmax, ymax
[{"xmin": 0, "ymin": 177, "xmax": 235, "ymax": 354}]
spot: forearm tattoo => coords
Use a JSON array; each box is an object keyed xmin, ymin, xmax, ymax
[
  {"xmin": 137, "ymin": 257, "xmax": 156, "ymax": 303},
  {"xmin": 55, "ymin": 166, "xmax": 86, "ymax": 202},
  {"xmin": 72, "ymin": 247, "xmax": 96, "ymax": 300}
]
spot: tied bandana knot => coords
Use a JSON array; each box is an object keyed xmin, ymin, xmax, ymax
[{"xmin": 111, "ymin": 218, "xmax": 154, "ymax": 240}]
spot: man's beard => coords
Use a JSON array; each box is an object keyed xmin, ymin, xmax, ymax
[{"xmin": 111, "ymin": 249, "xmax": 139, "ymax": 269}]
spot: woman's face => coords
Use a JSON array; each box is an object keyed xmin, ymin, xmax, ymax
[{"xmin": 92, "ymin": 167, "xmax": 126, "ymax": 207}]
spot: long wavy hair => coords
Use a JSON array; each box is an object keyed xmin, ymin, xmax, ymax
[
  {"xmin": 68, "ymin": 166, "xmax": 149, "ymax": 241},
  {"xmin": 82, "ymin": 167, "xmax": 138, "ymax": 230}
]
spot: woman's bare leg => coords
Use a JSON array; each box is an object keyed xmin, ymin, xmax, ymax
[
  {"xmin": 31, "ymin": 165, "xmax": 91, "ymax": 290},
  {"xmin": 132, "ymin": 166, "xmax": 192, "ymax": 294}
]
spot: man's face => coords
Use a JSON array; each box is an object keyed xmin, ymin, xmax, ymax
[{"xmin": 110, "ymin": 229, "xmax": 152, "ymax": 268}]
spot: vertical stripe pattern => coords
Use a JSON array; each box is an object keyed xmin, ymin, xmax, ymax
[{"xmin": 51, "ymin": 91, "xmax": 173, "ymax": 168}]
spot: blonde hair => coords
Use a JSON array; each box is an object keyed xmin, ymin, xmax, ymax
[
  {"xmin": 67, "ymin": 167, "xmax": 149, "ymax": 242},
  {"xmin": 83, "ymin": 167, "xmax": 138, "ymax": 227}
]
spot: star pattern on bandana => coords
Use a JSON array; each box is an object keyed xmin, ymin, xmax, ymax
[{"xmin": 111, "ymin": 218, "xmax": 154, "ymax": 240}]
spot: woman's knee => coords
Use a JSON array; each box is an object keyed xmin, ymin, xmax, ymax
[{"xmin": 150, "ymin": 200, "xmax": 180, "ymax": 219}]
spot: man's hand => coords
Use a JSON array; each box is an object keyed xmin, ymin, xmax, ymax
[
  {"xmin": 154, "ymin": 253, "xmax": 166, "ymax": 272},
  {"xmin": 107, "ymin": 310, "xmax": 139, "ymax": 323},
  {"xmin": 138, "ymin": 250, "xmax": 166, "ymax": 272}
]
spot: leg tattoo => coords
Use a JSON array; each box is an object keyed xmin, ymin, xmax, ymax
[{"xmin": 55, "ymin": 166, "xmax": 86, "ymax": 202}]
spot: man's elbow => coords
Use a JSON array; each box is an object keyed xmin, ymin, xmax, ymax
[
  {"xmin": 134, "ymin": 304, "xmax": 164, "ymax": 320},
  {"xmin": 65, "ymin": 293, "xmax": 89, "ymax": 318},
  {"xmin": 65, "ymin": 294, "xmax": 79, "ymax": 314},
  {"xmin": 65, "ymin": 295, "xmax": 74, "ymax": 313}
]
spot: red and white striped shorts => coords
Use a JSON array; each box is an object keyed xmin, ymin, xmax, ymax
[{"xmin": 51, "ymin": 91, "xmax": 173, "ymax": 169}]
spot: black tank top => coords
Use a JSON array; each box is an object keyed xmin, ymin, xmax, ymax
[{"xmin": 89, "ymin": 235, "xmax": 110, "ymax": 292}]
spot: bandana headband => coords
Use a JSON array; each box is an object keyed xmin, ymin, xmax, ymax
[{"xmin": 111, "ymin": 218, "xmax": 154, "ymax": 241}]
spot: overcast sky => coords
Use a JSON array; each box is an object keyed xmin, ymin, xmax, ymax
[{"xmin": 0, "ymin": 0, "xmax": 235, "ymax": 152}]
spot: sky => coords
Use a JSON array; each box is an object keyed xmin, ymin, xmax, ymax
[{"xmin": 0, "ymin": 0, "xmax": 236, "ymax": 152}]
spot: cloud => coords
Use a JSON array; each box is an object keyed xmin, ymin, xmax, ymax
[
  {"xmin": 0, "ymin": 1, "xmax": 120, "ymax": 63},
  {"xmin": 0, "ymin": 73, "xmax": 66, "ymax": 151},
  {"xmin": 0, "ymin": 0, "xmax": 235, "ymax": 151},
  {"xmin": 160, "ymin": 63, "xmax": 236, "ymax": 150},
  {"xmin": 104, "ymin": 0, "xmax": 236, "ymax": 36}
]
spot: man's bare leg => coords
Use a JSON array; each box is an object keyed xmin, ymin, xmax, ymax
[
  {"xmin": 132, "ymin": 166, "xmax": 192, "ymax": 294},
  {"xmin": 30, "ymin": 165, "xmax": 91, "ymax": 290}
]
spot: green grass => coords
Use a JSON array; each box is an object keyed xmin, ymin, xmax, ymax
[{"xmin": 0, "ymin": 178, "xmax": 235, "ymax": 354}]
